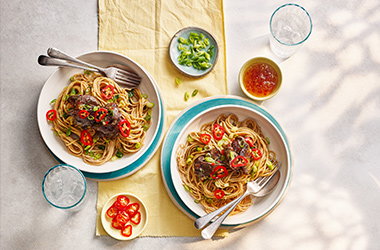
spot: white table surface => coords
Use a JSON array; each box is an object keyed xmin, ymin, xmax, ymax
[{"xmin": 1, "ymin": 0, "xmax": 379, "ymax": 249}]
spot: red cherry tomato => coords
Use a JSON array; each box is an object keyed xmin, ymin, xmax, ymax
[
  {"xmin": 80, "ymin": 130, "xmax": 93, "ymax": 146},
  {"xmin": 126, "ymin": 203, "xmax": 140, "ymax": 217},
  {"xmin": 212, "ymin": 124, "xmax": 225, "ymax": 141},
  {"xmin": 121, "ymin": 224, "xmax": 132, "ymax": 237},
  {"xmin": 214, "ymin": 189, "xmax": 225, "ymax": 199},
  {"xmin": 118, "ymin": 120, "xmax": 131, "ymax": 137},
  {"xmin": 106, "ymin": 206, "xmax": 118, "ymax": 218},
  {"xmin": 46, "ymin": 110, "xmax": 57, "ymax": 121},
  {"xmin": 130, "ymin": 211, "xmax": 141, "ymax": 225},
  {"xmin": 78, "ymin": 110, "xmax": 90, "ymax": 119},
  {"xmin": 199, "ymin": 133, "xmax": 211, "ymax": 144},
  {"xmin": 100, "ymin": 85, "xmax": 115, "ymax": 100},
  {"xmin": 116, "ymin": 195, "xmax": 130, "ymax": 207}
]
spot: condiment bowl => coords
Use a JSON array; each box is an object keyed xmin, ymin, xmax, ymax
[
  {"xmin": 101, "ymin": 193, "xmax": 148, "ymax": 240},
  {"xmin": 239, "ymin": 57, "xmax": 282, "ymax": 102}
]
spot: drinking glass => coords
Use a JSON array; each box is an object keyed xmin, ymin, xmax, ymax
[
  {"xmin": 269, "ymin": 3, "xmax": 312, "ymax": 58},
  {"xmin": 42, "ymin": 164, "xmax": 87, "ymax": 210}
]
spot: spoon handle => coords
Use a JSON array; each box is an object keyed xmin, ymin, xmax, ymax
[
  {"xmin": 194, "ymin": 190, "xmax": 249, "ymax": 230},
  {"xmin": 47, "ymin": 48, "xmax": 104, "ymax": 72},
  {"xmin": 201, "ymin": 192, "xmax": 249, "ymax": 239},
  {"xmin": 38, "ymin": 55, "xmax": 98, "ymax": 72}
]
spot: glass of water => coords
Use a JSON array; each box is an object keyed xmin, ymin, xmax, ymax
[
  {"xmin": 42, "ymin": 164, "xmax": 87, "ymax": 210},
  {"xmin": 269, "ymin": 3, "xmax": 312, "ymax": 58}
]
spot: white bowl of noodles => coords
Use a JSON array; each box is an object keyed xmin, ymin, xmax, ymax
[
  {"xmin": 161, "ymin": 96, "xmax": 291, "ymax": 227},
  {"xmin": 37, "ymin": 51, "xmax": 163, "ymax": 180}
]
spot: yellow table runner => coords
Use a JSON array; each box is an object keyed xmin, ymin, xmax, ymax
[{"xmin": 96, "ymin": 0, "xmax": 228, "ymax": 237}]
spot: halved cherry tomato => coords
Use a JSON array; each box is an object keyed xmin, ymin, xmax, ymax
[
  {"xmin": 116, "ymin": 195, "xmax": 130, "ymax": 207},
  {"xmin": 80, "ymin": 130, "xmax": 93, "ymax": 146},
  {"xmin": 126, "ymin": 203, "xmax": 140, "ymax": 217},
  {"xmin": 210, "ymin": 166, "xmax": 228, "ymax": 179},
  {"xmin": 100, "ymin": 84, "xmax": 115, "ymax": 100},
  {"xmin": 121, "ymin": 224, "xmax": 132, "ymax": 237},
  {"xmin": 94, "ymin": 108, "xmax": 108, "ymax": 122},
  {"xmin": 78, "ymin": 110, "xmax": 90, "ymax": 119},
  {"xmin": 130, "ymin": 211, "xmax": 141, "ymax": 225},
  {"xmin": 111, "ymin": 219, "xmax": 123, "ymax": 230},
  {"xmin": 252, "ymin": 148, "xmax": 262, "ymax": 160},
  {"xmin": 214, "ymin": 189, "xmax": 225, "ymax": 199},
  {"xmin": 199, "ymin": 133, "xmax": 211, "ymax": 144},
  {"xmin": 118, "ymin": 211, "xmax": 130, "ymax": 224},
  {"xmin": 115, "ymin": 212, "xmax": 129, "ymax": 225},
  {"xmin": 113, "ymin": 201, "xmax": 127, "ymax": 211},
  {"xmin": 46, "ymin": 110, "xmax": 57, "ymax": 121},
  {"xmin": 231, "ymin": 155, "xmax": 248, "ymax": 168},
  {"xmin": 245, "ymin": 137, "xmax": 254, "ymax": 148},
  {"xmin": 118, "ymin": 120, "xmax": 131, "ymax": 137},
  {"xmin": 212, "ymin": 124, "xmax": 225, "ymax": 141},
  {"xmin": 106, "ymin": 206, "xmax": 118, "ymax": 218}
]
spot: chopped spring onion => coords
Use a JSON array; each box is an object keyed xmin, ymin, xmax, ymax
[
  {"xmin": 184, "ymin": 92, "xmax": 190, "ymax": 101},
  {"xmin": 50, "ymin": 99, "xmax": 56, "ymax": 105},
  {"xmin": 116, "ymin": 151, "xmax": 123, "ymax": 158},
  {"xmin": 135, "ymin": 142, "xmax": 141, "ymax": 149},
  {"xmin": 70, "ymin": 76, "xmax": 75, "ymax": 82},
  {"xmin": 192, "ymin": 89, "xmax": 198, "ymax": 97},
  {"xmin": 84, "ymin": 70, "xmax": 92, "ymax": 75},
  {"xmin": 143, "ymin": 124, "xmax": 150, "ymax": 131},
  {"xmin": 187, "ymin": 135, "xmax": 194, "ymax": 142},
  {"xmin": 196, "ymin": 146, "xmax": 203, "ymax": 152},
  {"xmin": 146, "ymin": 102, "xmax": 155, "ymax": 108},
  {"xmin": 65, "ymin": 128, "xmax": 72, "ymax": 136},
  {"xmin": 175, "ymin": 77, "xmax": 182, "ymax": 86},
  {"xmin": 186, "ymin": 158, "xmax": 193, "ymax": 165},
  {"xmin": 98, "ymin": 145, "xmax": 105, "ymax": 150},
  {"xmin": 183, "ymin": 184, "xmax": 191, "ymax": 192},
  {"xmin": 177, "ymin": 32, "xmax": 214, "ymax": 70},
  {"xmin": 205, "ymin": 157, "xmax": 215, "ymax": 163},
  {"xmin": 266, "ymin": 161, "xmax": 275, "ymax": 170},
  {"xmin": 84, "ymin": 145, "xmax": 91, "ymax": 151}
]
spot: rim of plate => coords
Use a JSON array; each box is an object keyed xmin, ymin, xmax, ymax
[
  {"xmin": 160, "ymin": 95, "xmax": 292, "ymax": 227},
  {"xmin": 37, "ymin": 50, "xmax": 165, "ymax": 180}
]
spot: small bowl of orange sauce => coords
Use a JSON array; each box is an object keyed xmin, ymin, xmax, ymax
[{"xmin": 239, "ymin": 57, "xmax": 282, "ymax": 101}]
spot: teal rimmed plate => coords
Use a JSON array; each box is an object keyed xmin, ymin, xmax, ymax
[
  {"xmin": 37, "ymin": 51, "xmax": 164, "ymax": 181},
  {"xmin": 169, "ymin": 27, "xmax": 218, "ymax": 77},
  {"xmin": 160, "ymin": 96, "xmax": 292, "ymax": 227}
]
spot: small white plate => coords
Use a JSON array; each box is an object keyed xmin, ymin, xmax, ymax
[
  {"xmin": 169, "ymin": 27, "xmax": 219, "ymax": 77},
  {"xmin": 101, "ymin": 193, "xmax": 148, "ymax": 240}
]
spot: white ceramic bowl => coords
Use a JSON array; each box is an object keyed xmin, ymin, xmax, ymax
[
  {"xmin": 37, "ymin": 51, "xmax": 164, "ymax": 179},
  {"xmin": 161, "ymin": 96, "xmax": 292, "ymax": 227},
  {"xmin": 101, "ymin": 193, "xmax": 148, "ymax": 240}
]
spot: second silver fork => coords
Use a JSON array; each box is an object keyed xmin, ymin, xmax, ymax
[
  {"xmin": 39, "ymin": 48, "xmax": 141, "ymax": 87},
  {"xmin": 195, "ymin": 167, "xmax": 280, "ymax": 239}
]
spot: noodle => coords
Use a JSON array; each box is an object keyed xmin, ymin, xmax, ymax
[
  {"xmin": 48, "ymin": 71, "xmax": 153, "ymax": 165},
  {"xmin": 176, "ymin": 114, "xmax": 278, "ymax": 215}
]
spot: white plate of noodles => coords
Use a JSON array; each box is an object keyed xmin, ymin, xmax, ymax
[
  {"xmin": 161, "ymin": 96, "xmax": 291, "ymax": 227},
  {"xmin": 37, "ymin": 51, "xmax": 164, "ymax": 180}
]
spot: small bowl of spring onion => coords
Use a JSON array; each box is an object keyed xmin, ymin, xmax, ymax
[{"xmin": 169, "ymin": 27, "xmax": 218, "ymax": 77}]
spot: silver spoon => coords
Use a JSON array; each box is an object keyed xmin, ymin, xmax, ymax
[{"xmin": 199, "ymin": 170, "xmax": 281, "ymax": 239}]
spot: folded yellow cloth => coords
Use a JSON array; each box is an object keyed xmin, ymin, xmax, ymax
[{"xmin": 97, "ymin": 0, "xmax": 228, "ymax": 237}]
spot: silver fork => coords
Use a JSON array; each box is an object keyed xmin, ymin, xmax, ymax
[
  {"xmin": 38, "ymin": 48, "xmax": 141, "ymax": 87},
  {"xmin": 195, "ymin": 167, "xmax": 279, "ymax": 239}
]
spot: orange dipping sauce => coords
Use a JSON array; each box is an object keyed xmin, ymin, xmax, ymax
[{"xmin": 243, "ymin": 62, "xmax": 279, "ymax": 97}]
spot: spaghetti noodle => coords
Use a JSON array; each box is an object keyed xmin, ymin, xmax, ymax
[
  {"xmin": 176, "ymin": 114, "xmax": 278, "ymax": 215},
  {"xmin": 46, "ymin": 71, "xmax": 153, "ymax": 165}
]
